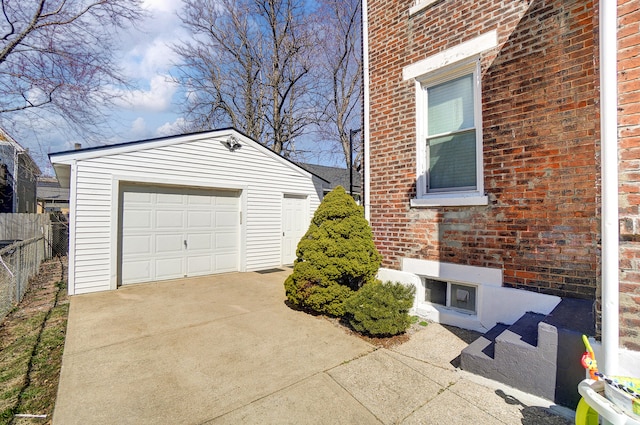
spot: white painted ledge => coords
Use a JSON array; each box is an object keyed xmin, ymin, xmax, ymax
[
  {"xmin": 410, "ymin": 194, "xmax": 488, "ymax": 207},
  {"xmin": 403, "ymin": 31, "xmax": 498, "ymax": 81},
  {"xmin": 409, "ymin": 0, "xmax": 439, "ymax": 16}
]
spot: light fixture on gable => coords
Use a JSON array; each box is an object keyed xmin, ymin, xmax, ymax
[{"xmin": 222, "ymin": 135, "xmax": 242, "ymax": 152}]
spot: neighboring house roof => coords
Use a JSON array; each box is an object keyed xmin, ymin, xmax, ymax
[
  {"xmin": 49, "ymin": 128, "xmax": 329, "ymax": 188},
  {"xmin": 0, "ymin": 128, "xmax": 42, "ymax": 177},
  {"xmin": 37, "ymin": 177, "xmax": 69, "ymax": 203},
  {"xmin": 297, "ymin": 163, "xmax": 361, "ymax": 194}
]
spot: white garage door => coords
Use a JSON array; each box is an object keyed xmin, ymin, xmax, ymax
[{"xmin": 120, "ymin": 184, "xmax": 240, "ymax": 285}]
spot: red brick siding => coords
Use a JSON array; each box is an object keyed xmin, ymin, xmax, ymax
[
  {"xmin": 368, "ymin": 0, "xmax": 600, "ymax": 299},
  {"xmin": 618, "ymin": 0, "xmax": 640, "ymax": 350}
]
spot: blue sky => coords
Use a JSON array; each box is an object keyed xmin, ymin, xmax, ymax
[
  {"xmin": 17, "ymin": 0, "xmax": 188, "ymax": 175},
  {"xmin": 10, "ymin": 0, "xmax": 346, "ymax": 175}
]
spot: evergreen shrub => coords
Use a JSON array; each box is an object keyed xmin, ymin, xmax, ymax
[
  {"xmin": 344, "ymin": 280, "xmax": 416, "ymax": 336},
  {"xmin": 284, "ymin": 186, "xmax": 381, "ymax": 316}
]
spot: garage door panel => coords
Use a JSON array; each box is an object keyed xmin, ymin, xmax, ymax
[
  {"xmin": 216, "ymin": 211, "xmax": 238, "ymax": 228},
  {"xmin": 186, "ymin": 233, "xmax": 212, "ymax": 250},
  {"xmin": 215, "ymin": 253, "xmax": 238, "ymax": 272},
  {"xmin": 187, "ymin": 194, "xmax": 215, "ymax": 205},
  {"xmin": 122, "ymin": 235, "xmax": 152, "ymax": 255},
  {"xmin": 122, "ymin": 260, "xmax": 152, "ymax": 283},
  {"xmin": 215, "ymin": 232, "xmax": 237, "ymax": 249},
  {"xmin": 123, "ymin": 191, "xmax": 152, "ymax": 203},
  {"xmin": 121, "ymin": 184, "xmax": 240, "ymax": 285},
  {"xmin": 155, "ymin": 258, "xmax": 184, "ymax": 280},
  {"xmin": 186, "ymin": 255, "xmax": 213, "ymax": 275},
  {"xmin": 122, "ymin": 210, "xmax": 153, "ymax": 230},
  {"xmin": 156, "ymin": 210, "xmax": 185, "ymax": 229},
  {"xmin": 187, "ymin": 211, "xmax": 214, "ymax": 228},
  {"xmin": 156, "ymin": 193, "xmax": 183, "ymax": 205},
  {"xmin": 155, "ymin": 234, "xmax": 184, "ymax": 254}
]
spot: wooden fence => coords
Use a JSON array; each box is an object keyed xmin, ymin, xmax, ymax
[{"xmin": 0, "ymin": 213, "xmax": 51, "ymax": 241}]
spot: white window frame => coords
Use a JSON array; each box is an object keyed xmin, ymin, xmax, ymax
[
  {"xmin": 422, "ymin": 277, "xmax": 478, "ymax": 315},
  {"xmin": 412, "ymin": 59, "xmax": 487, "ymax": 207}
]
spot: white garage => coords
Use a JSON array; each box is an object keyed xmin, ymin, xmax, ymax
[{"xmin": 50, "ymin": 129, "xmax": 325, "ymax": 295}]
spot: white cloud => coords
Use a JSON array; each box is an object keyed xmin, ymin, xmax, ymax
[
  {"xmin": 130, "ymin": 117, "xmax": 148, "ymax": 138},
  {"xmin": 120, "ymin": 0, "xmax": 185, "ymax": 79},
  {"xmin": 123, "ymin": 39, "xmax": 178, "ymax": 80},
  {"xmin": 156, "ymin": 117, "xmax": 186, "ymax": 137},
  {"xmin": 115, "ymin": 74, "xmax": 178, "ymax": 112},
  {"xmin": 143, "ymin": 0, "xmax": 181, "ymax": 14}
]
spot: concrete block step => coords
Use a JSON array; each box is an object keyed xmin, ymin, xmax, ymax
[
  {"xmin": 495, "ymin": 311, "xmax": 545, "ymax": 349},
  {"xmin": 461, "ymin": 297, "xmax": 596, "ymax": 409}
]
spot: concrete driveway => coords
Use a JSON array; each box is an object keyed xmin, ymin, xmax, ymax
[{"xmin": 53, "ymin": 270, "xmax": 573, "ymax": 425}]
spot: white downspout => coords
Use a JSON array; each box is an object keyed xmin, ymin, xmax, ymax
[
  {"xmin": 600, "ymin": 0, "xmax": 619, "ymax": 376},
  {"xmin": 362, "ymin": 0, "xmax": 371, "ymax": 220}
]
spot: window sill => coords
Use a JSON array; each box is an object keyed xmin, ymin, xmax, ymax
[
  {"xmin": 409, "ymin": 0, "xmax": 439, "ymax": 16},
  {"xmin": 410, "ymin": 194, "xmax": 488, "ymax": 207}
]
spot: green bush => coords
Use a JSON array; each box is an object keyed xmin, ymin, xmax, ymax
[
  {"xmin": 284, "ymin": 186, "xmax": 381, "ymax": 316},
  {"xmin": 344, "ymin": 280, "xmax": 416, "ymax": 336}
]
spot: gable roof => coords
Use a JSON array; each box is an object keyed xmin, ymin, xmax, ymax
[
  {"xmin": 49, "ymin": 128, "xmax": 328, "ymax": 188},
  {"xmin": 0, "ymin": 127, "xmax": 42, "ymax": 176},
  {"xmin": 297, "ymin": 163, "xmax": 361, "ymax": 193}
]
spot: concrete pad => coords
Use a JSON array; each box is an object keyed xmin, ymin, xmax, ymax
[
  {"xmin": 328, "ymin": 349, "xmax": 442, "ymax": 424},
  {"xmin": 206, "ymin": 373, "xmax": 382, "ymax": 424},
  {"xmin": 401, "ymin": 389, "xmax": 504, "ymax": 425},
  {"xmin": 392, "ymin": 323, "xmax": 477, "ymax": 370},
  {"xmin": 404, "ymin": 378, "xmax": 572, "ymax": 425},
  {"xmin": 53, "ymin": 271, "xmax": 373, "ymax": 425},
  {"xmin": 453, "ymin": 374, "xmax": 574, "ymax": 424},
  {"xmin": 54, "ymin": 270, "xmax": 574, "ymax": 425},
  {"xmin": 384, "ymin": 350, "xmax": 461, "ymax": 388},
  {"xmin": 63, "ymin": 272, "xmax": 290, "ymax": 354}
]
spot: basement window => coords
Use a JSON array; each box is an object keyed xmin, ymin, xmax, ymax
[{"xmin": 423, "ymin": 278, "xmax": 477, "ymax": 314}]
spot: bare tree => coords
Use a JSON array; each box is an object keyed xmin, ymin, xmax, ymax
[
  {"xmin": 314, "ymin": 0, "xmax": 362, "ymax": 170},
  {"xmin": 173, "ymin": 0, "xmax": 316, "ymax": 157},
  {"xmin": 0, "ymin": 0, "xmax": 145, "ymax": 133}
]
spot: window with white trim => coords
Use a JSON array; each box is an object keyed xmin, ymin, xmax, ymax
[{"xmin": 413, "ymin": 60, "xmax": 487, "ymax": 206}]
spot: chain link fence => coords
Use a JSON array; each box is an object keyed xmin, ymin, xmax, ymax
[
  {"xmin": 0, "ymin": 213, "xmax": 69, "ymax": 321},
  {"xmin": 49, "ymin": 212, "xmax": 69, "ymax": 257},
  {"xmin": 0, "ymin": 236, "xmax": 47, "ymax": 320}
]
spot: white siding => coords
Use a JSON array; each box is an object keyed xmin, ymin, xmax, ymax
[{"xmin": 65, "ymin": 133, "xmax": 321, "ymax": 294}]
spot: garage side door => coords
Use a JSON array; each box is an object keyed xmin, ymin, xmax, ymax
[
  {"xmin": 281, "ymin": 195, "xmax": 307, "ymax": 265},
  {"xmin": 120, "ymin": 185, "xmax": 240, "ymax": 285}
]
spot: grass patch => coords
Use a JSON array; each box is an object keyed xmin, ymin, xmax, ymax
[
  {"xmin": 410, "ymin": 315, "xmax": 429, "ymax": 327},
  {"xmin": 0, "ymin": 258, "xmax": 68, "ymax": 425}
]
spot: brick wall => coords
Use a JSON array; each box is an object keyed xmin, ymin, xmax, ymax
[
  {"xmin": 368, "ymin": 0, "xmax": 600, "ymax": 299},
  {"xmin": 618, "ymin": 0, "xmax": 640, "ymax": 350}
]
